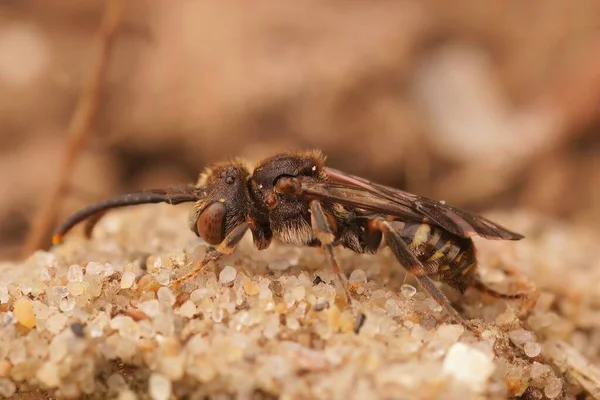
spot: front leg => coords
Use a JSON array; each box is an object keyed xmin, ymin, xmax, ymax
[
  {"xmin": 171, "ymin": 222, "xmax": 250, "ymax": 289},
  {"xmin": 310, "ymin": 200, "xmax": 366, "ymax": 333}
]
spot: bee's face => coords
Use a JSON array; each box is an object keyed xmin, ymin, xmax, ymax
[{"xmin": 188, "ymin": 163, "xmax": 251, "ymax": 245}]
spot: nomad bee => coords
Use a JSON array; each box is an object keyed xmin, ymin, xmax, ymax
[{"xmin": 53, "ymin": 150, "xmax": 525, "ymax": 331}]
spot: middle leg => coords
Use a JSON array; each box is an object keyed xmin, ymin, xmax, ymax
[{"xmin": 310, "ymin": 200, "xmax": 366, "ymax": 333}]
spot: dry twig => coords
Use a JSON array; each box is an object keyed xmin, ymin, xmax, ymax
[{"xmin": 21, "ymin": 0, "xmax": 124, "ymax": 257}]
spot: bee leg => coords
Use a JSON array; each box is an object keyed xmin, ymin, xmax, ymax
[
  {"xmin": 369, "ymin": 218, "xmax": 472, "ymax": 330},
  {"xmin": 310, "ymin": 201, "xmax": 365, "ymax": 333},
  {"xmin": 170, "ymin": 222, "xmax": 249, "ymax": 289},
  {"xmin": 472, "ymin": 274, "xmax": 527, "ymax": 300}
]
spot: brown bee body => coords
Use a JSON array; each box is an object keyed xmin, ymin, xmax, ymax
[{"xmin": 53, "ymin": 150, "xmax": 526, "ymax": 332}]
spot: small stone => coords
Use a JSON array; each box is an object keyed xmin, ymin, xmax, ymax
[
  {"xmin": 46, "ymin": 313, "xmax": 68, "ymax": 334},
  {"xmin": 156, "ymin": 269, "xmax": 171, "ymax": 285},
  {"xmin": 13, "ymin": 297, "xmax": 36, "ymax": 328},
  {"xmin": 111, "ymin": 316, "xmax": 141, "ymax": 341},
  {"xmin": 177, "ymin": 300, "xmax": 196, "ymax": 319},
  {"xmin": 385, "ymin": 298, "xmax": 402, "ymax": 316},
  {"xmin": 283, "ymin": 291, "xmax": 295, "ymax": 307},
  {"xmin": 36, "ymin": 362, "xmax": 60, "ymax": 387},
  {"xmin": 157, "ymin": 287, "xmax": 176, "ymax": 311},
  {"xmin": 524, "ymin": 342, "xmax": 542, "ymax": 358},
  {"xmin": 401, "ymin": 284, "xmax": 417, "ymax": 298},
  {"xmin": 509, "ymin": 329, "xmax": 536, "ymax": 345},
  {"xmin": 349, "ymin": 269, "xmax": 367, "ymax": 284},
  {"xmin": 243, "ymin": 279, "xmax": 259, "ymax": 296},
  {"xmin": 49, "ymin": 336, "xmax": 68, "ymax": 362},
  {"xmin": 263, "ymin": 314, "xmax": 280, "ymax": 339},
  {"xmin": 118, "ymin": 389, "xmax": 138, "ymax": 400},
  {"xmin": 71, "ymin": 323, "xmax": 85, "ymax": 338},
  {"xmin": 89, "ymin": 314, "xmax": 109, "ymax": 337},
  {"xmin": 85, "ymin": 261, "xmax": 106, "ymax": 276},
  {"xmin": 219, "ymin": 266, "xmax": 237, "ymax": 285},
  {"xmin": 67, "ymin": 265, "xmax": 84, "ymax": 282},
  {"xmin": 59, "ymin": 298, "xmax": 75, "ymax": 313},
  {"xmin": 259, "ymin": 280, "xmax": 273, "ymax": 301},
  {"xmin": 286, "ymin": 316, "xmax": 300, "ymax": 330},
  {"xmin": 120, "ymin": 272, "xmax": 136, "ymax": 289},
  {"xmin": 40, "ymin": 267, "xmax": 52, "ymax": 281},
  {"xmin": 0, "ymin": 360, "xmax": 11, "ymax": 377},
  {"xmin": 159, "ymin": 355, "xmax": 185, "ymax": 381},
  {"xmin": 443, "ymin": 342, "xmax": 495, "ymax": 393},
  {"xmin": 530, "ymin": 362, "xmax": 550, "ymax": 378},
  {"xmin": 51, "ymin": 286, "xmax": 69, "ymax": 298},
  {"xmin": 495, "ymin": 309, "xmax": 517, "ymax": 325},
  {"xmin": 544, "ymin": 377, "xmax": 562, "ymax": 398},
  {"xmin": 107, "ymin": 373, "xmax": 127, "ymax": 391},
  {"xmin": 0, "ymin": 286, "xmax": 9, "ymax": 304},
  {"xmin": 8, "ymin": 343, "xmax": 26, "ymax": 365},
  {"xmin": 0, "ymin": 378, "xmax": 16, "ymax": 398},
  {"xmin": 212, "ymin": 306, "xmax": 224, "ymax": 323},
  {"xmin": 67, "ymin": 281, "xmax": 89, "ymax": 297},
  {"xmin": 139, "ymin": 300, "xmax": 160, "ymax": 318},
  {"xmin": 85, "ymin": 276, "xmax": 102, "ymax": 298},
  {"xmin": 292, "ymin": 285, "xmax": 306, "ymax": 301},
  {"xmin": 1, "ymin": 312, "xmax": 16, "ymax": 325},
  {"xmin": 149, "ymin": 373, "xmax": 171, "ymax": 400},
  {"xmin": 153, "ymin": 313, "xmax": 174, "ymax": 336}
]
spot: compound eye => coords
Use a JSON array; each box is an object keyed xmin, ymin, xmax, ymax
[{"xmin": 196, "ymin": 202, "xmax": 227, "ymax": 245}]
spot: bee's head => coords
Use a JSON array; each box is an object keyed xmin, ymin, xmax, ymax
[{"xmin": 188, "ymin": 161, "xmax": 251, "ymax": 245}]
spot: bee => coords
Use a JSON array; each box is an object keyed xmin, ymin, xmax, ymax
[{"xmin": 53, "ymin": 150, "xmax": 526, "ymax": 332}]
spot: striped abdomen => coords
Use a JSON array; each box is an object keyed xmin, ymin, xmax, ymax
[{"xmin": 390, "ymin": 221, "xmax": 477, "ymax": 293}]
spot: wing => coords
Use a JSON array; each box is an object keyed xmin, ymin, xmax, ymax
[{"xmin": 297, "ymin": 167, "xmax": 523, "ymax": 241}]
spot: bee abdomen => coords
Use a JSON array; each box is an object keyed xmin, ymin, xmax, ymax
[{"xmin": 394, "ymin": 222, "xmax": 477, "ymax": 293}]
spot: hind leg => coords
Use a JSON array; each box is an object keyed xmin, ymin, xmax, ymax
[{"xmin": 368, "ymin": 218, "xmax": 470, "ymax": 328}]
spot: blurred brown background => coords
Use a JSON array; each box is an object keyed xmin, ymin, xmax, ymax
[{"xmin": 1, "ymin": 0, "xmax": 600, "ymax": 259}]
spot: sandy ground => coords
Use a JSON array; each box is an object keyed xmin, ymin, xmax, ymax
[{"xmin": 0, "ymin": 204, "xmax": 599, "ymax": 399}]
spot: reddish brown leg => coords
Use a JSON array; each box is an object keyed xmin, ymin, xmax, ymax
[
  {"xmin": 171, "ymin": 222, "xmax": 249, "ymax": 288},
  {"xmin": 472, "ymin": 275, "xmax": 527, "ymax": 300},
  {"xmin": 369, "ymin": 218, "xmax": 469, "ymax": 328},
  {"xmin": 310, "ymin": 201, "xmax": 365, "ymax": 333}
]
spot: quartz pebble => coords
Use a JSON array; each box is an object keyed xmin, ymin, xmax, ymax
[
  {"xmin": 46, "ymin": 313, "xmax": 68, "ymax": 334},
  {"xmin": 400, "ymin": 284, "xmax": 417, "ymax": 298},
  {"xmin": 443, "ymin": 343, "xmax": 495, "ymax": 393},
  {"xmin": 177, "ymin": 300, "xmax": 196, "ymax": 318},
  {"xmin": 349, "ymin": 269, "xmax": 367, "ymax": 284},
  {"xmin": 120, "ymin": 272, "xmax": 136, "ymax": 289},
  {"xmin": 0, "ymin": 286, "xmax": 8, "ymax": 303},
  {"xmin": 118, "ymin": 390, "xmax": 138, "ymax": 400},
  {"xmin": 13, "ymin": 297, "xmax": 36, "ymax": 328},
  {"xmin": 544, "ymin": 377, "xmax": 562, "ymax": 398},
  {"xmin": 509, "ymin": 329, "xmax": 536, "ymax": 345},
  {"xmin": 524, "ymin": 341, "xmax": 542, "ymax": 357},
  {"xmin": 219, "ymin": 266, "xmax": 237, "ymax": 284},
  {"xmin": 157, "ymin": 287, "xmax": 176, "ymax": 310},
  {"xmin": 243, "ymin": 278, "xmax": 260, "ymax": 296},
  {"xmin": 67, "ymin": 265, "xmax": 84, "ymax": 282},
  {"xmin": 36, "ymin": 362, "xmax": 60, "ymax": 387},
  {"xmin": 85, "ymin": 261, "xmax": 106, "ymax": 276},
  {"xmin": 0, "ymin": 378, "xmax": 16, "ymax": 398},
  {"xmin": 149, "ymin": 373, "xmax": 171, "ymax": 400}
]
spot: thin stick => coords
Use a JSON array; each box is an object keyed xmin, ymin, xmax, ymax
[{"xmin": 22, "ymin": 0, "xmax": 124, "ymax": 257}]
